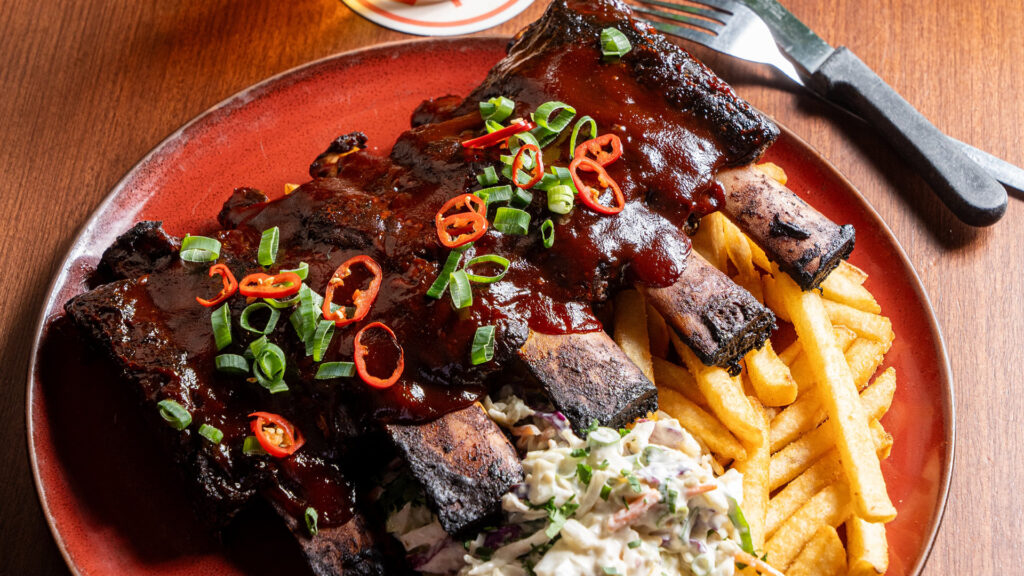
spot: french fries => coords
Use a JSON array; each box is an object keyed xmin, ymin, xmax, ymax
[
  {"xmin": 787, "ymin": 525, "xmax": 847, "ymax": 576},
  {"xmin": 613, "ymin": 289, "xmax": 654, "ymax": 382},
  {"xmin": 610, "ymin": 198, "xmax": 897, "ymax": 574},
  {"xmin": 774, "ymin": 266, "xmax": 897, "ymax": 522}
]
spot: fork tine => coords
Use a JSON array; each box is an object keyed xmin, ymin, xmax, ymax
[
  {"xmin": 631, "ymin": 0, "xmax": 727, "ymax": 22},
  {"xmin": 644, "ymin": 19, "xmax": 719, "ymax": 45},
  {"xmin": 667, "ymin": 0, "xmax": 744, "ymax": 14},
  {"xmin": 631, "ymin": 5, "xmax": 725, "ymax": 35}
]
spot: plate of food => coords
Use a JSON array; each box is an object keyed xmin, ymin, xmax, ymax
[{"xmin": 28, "ymin": 1, "xmax": 953, "ymax": 575}]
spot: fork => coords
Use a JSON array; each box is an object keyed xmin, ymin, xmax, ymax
[{"xmin": 627, "ymin": 0, "xmax": 1022, "ymax": 219}]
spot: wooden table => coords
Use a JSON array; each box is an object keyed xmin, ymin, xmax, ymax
[{"xmin": 2, "ymin": 0, "xmax": 1020, "ymax": 573}]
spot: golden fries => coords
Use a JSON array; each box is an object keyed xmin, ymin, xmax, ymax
[
  {"xmin": 787, "ymin": 525, "xmax": 847, "ymax": 576},
  {"xmin": 765, "ymin": 482, "xmax": 851, "ymax": 570},
  {"xmin": 847, "ymin": 515, "xmax": 890, "ymax": 575},
  {"xmin": 745, "ymin": 340, "xmax": 798, "ymax": 406},
  {"xmin": 755, "ymin": 161, "xmax": 788, "ymax": 186},
  {"xmin": 774, "ymin": 267, "xmax": 896, "ymax": 522},
  {"xmin": 614, "ymin": 200, "xmax": 896, "ymax": 573},
  {"xmin": 672, "ymin": 332, "xmax": 763, "ymax": 447},
  {"xmin": 658, "ymin": 387, "xmax": 747, "ymax": 461},
  {"xmin": 613, "ymin": 289, "xmax": 654, "ymax": 381}
]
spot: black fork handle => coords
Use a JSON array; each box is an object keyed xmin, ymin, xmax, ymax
[{"xmin": 813, "ymin": 47, "xmax": 1007, "ymax": 226}]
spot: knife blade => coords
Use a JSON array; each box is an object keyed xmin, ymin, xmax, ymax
[{"xmin": 741, "ymin": 0, "xmax": 1010, "ymax": 225}]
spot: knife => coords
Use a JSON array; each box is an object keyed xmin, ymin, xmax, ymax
[{"xmin": 743, "ymin": 0, "xmax": 1009, "ymax": 226}]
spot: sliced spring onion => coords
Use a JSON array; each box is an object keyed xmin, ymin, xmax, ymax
[
  {"xmin": 530, "ymin": 125, "xmax": 561, "ymax": 149},
  {"xmin": 263, "ymin": 293, "xmax": 301, "ymax": 309},
  {"xmin": 198, "ymin": 423, "xmax": 224, "ymax": 444},
  {"xmin": 426, "ymin": 249, "xmax": 464, "ymax": 299},
  {"xmin": 243, "ymin": 435, "xmax": 268, "ymax": 456},
  {"xmin": 547, "ymin": 184, "xmax": 574, "ymax": 214},
  {"xmin": 251, "ymin": 338, "xmax": 288, "ymax": 393},
  {"xmin": 449, "ymin": 269, "xmax": 473, "ymax": 309},
  {"xmin": 727, "ymin": 495, "xmax": 756, "ymax": 555},
  {"xmin": 464, "ymin": 255, "xmax": 511, "ymax": 284},
  {"xmin": 534, "ymin": 171, "xmax": 561, "ymax": 191},
  {"xmin": 215, "ymin": 353, "xmax": 250, "ymax": 375},
  {"xmin": 511, "ymin": 187, "xmax": 534, "ymax": 209},
  {"xmin": 532, "ymin": 101, "xmax": 577, "ymax": 133},
  {"xmin": 180, "ymin": 235, "xmax": 221, "ymax": 263},
  {"xmin": 239, "ymin": 302, "xmax": 281, "ymax": 334},
  {"xmin": 305, "ymin": 507, "xmax": 319, "ymax": 537},
  {"xmin": 290, "ymin": 284, "xmax": 324, "ymax": 356},
  {"xmin": 477, "ymin": 166, "xmax": 499, "ymax": 187},
  {"xmin": 479, "ymin": 96, "xmax": 514, "ymax": 123},
  {"xmin": 493, "ymin": 207, "xmax": 531, "ymax": 235},
  {"xmin": 474, "ymin": 184, "xmax": 513, "ymax": 206},
  {"xmin": 157, "ymin": 399, "xmax": 191, "ymax": 431},
  {"xmin": 552, "ymin": 165, "xmax": 579, "ymax": 193},
  {"xmin": 211, "ymin": 303, "xmax": 232, "ymax": 350},
  {"xmin": 485, "ymin": 119, "xmax": 505, "ymax": 133},
  {"xmin": 280, "ymin": 261, "xmax": 309, "ymax": 280},
  {"xmin": 312, "ymin": 320, "xmax": 335, "ymax": 362},
  {"xmin": 600, "ymin": 27, "xmax": 632, "ymax": 58},
  {"xmin": 507, "ymin": 129, "xmax": 541, "ymax": 155},
  {"xmin": 470, "ymin": 325, "xmax": 496, "ymax": 365},
  {"xmin": 315, "ymin": 361, "xmax": 355, "ymax": 379},
  {"xmin": 541, "ymin": 219, "xmax": 555, "ymax": 249},
  {"xmin": 569, "ymin": 115, "xmax": 598, "ymax": 152},
  {"xmin": 257, "ymin": 226, "xmax": 280, "ymax": 266}
]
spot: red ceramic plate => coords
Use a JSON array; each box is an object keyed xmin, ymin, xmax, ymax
[{"xmin": 27, "ymin": 38, "xmax": 953, "ymax": 576}]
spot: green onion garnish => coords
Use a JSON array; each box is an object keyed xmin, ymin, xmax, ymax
[
  {"xmin": 534, "ymin": 171, "xmax": 561, "ymax": 191},
  {"xmin": 315, "ymin": 361, "xmax": 355, "ymax": 380},
  {"xmin": 603, "ymin": 567, "xmax": 619, "ymax": 575},
  {"xmin": 627, "ymin": 540, "xmax": 642, "ymax": 549},
  {"xmin": 179, "ymin": 235, "xmax": 221, "ymax": 263},
  {"xmin": 215, "ymin": 353, "xmax": 249, "ymax": 375},
  {"xmin": 475, "ymin": 185, "xmax": 513, "ymax": 206},
  {"xmin": 546, "ymin": 184, "xmax": 574, "ymax": 215},
  {"xmin": 577, "ymin": 463, "xmax": 593, "ymax": 486},
  {"xmin": 250, "ymin": 337, "xmax": 288, "ymax": 394},
  {"xmin": 312, "ymin": 319, "xmax": 335, "ymax": 362},
  {"xmin": 569, "ymin": 115, "xmax": 598, "ymax": 152},
  {"xmin": 290, "ymin": 284, "xmax": 325, "ymax": 356},
  {"xmin": 211, "ymin": 303, "xmax": 232, "ymax": 350},
  {"xmin": 280, "ymin": 261, "xmax": 309, "ymax": 280},
  {"xmin": 240, "ymin": 302, "xmax": 281, "ymax": 335},
  {"xmin": 305, "ymin": 506, "xmax": 319, "ymax": 537},
  {"xmin": 470, "ymin": 325, "xmax": 496, "ymax": 365},
  {"xmin": 600, "ymin": 483, "xmax": 613, "ymax": 500},
  {"xmin": 157, "ymin": 399, "xmax": 191, "ymax": 431},
  {"xmin": 493, "ymin": 207, "xmax": 531, "ymax": 235},
  {"xmin": 198, "ymin": 423, "xmax": 224, "ymax": 444},
  {"xmin": 426, "ymin": 250, "xmax": 464, "ymax": 299},
  {"xmin": 243, "ymin": 435, "xmax": 267, "ymax": 456},
  {"xmin": 257, "ymin": 226, "xmax": 280, "ymax": 266},
  {"xmin": 600, "ymin": 27, "xmax": 632, "ymax": 58},
  {"xmin": 507, "ymin": 129, "xmax": 541, "ymax": 155},
  {"xmin": 510, "ymin": 187, "xmax": 534, "ymax": 209},
  {"xmin": 464, "ymin": 254, "xmax": 511, "ymax": 284},
  {"xmin": 449, "ymin": 269, "xmax": 473, "ymax": 309},
  {"xmin": 552, "ymin": 165, "xmax": 579, "ymax": 193},
  {"xmin": 479, "ymin": 96, "xmax": 514, "ymax": 123},
  {"xmin": 263, "ymin": 293, "xmax": 301, "ymax": 309},
  {"xmin": 727, "ymin": 495, "xmax": 756, "ymax": 555},
  {"xmin": 532, "ymin": 101, "xmax": 577, "ymax": 134},
  {"xmin": 477, "ymin": 166, "xmax": 499, "ymax": 187},
  {"xmin": 485, "ymin": 119, "xmax": 505, "ymax": 133}
]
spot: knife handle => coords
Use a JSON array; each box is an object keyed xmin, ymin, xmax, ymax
[{"xmin": 812, "ymin": 47, "xmax": 1007, "ymax": 226}]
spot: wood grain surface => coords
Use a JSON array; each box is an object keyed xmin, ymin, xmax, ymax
[{"xmin": 2, "ymin": 0, "xmax": 1021, "ymax": 574}]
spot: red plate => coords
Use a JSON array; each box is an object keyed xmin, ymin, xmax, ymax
[{"xmin": 27, "ymin": 38, "xmax": 953, "ymax": 576}]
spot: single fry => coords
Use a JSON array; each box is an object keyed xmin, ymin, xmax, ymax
[
  {"xmin": 847, "ymin": 515, "xmax": 890, "ymax": 576},
  {"xmin": 769, "ymin": 370, "xmax": 896, "ymax": 490},
  {"xmin": 764, "ymin": 482, "xmax": 851, "ymax": 570},
  {"xmin": 745, "ymin": 340, "xmax": 798, "ymax": 406},
  {"xmin": 672, "ymin": 331, "xmax": 763, "ymax": 447},
  {"xmin": 748, "ymin": 236, "xmax": 772, "ymax": 272},
  {"xmin": 775, "ymin": 268, "xmax": 896, "ymax": 522},
  {"xmin": 761, "ymin": 273, "xmax": 790, "ymax": 322},
  {"xmin": 836, "ymin": 260, "xmax": 869, "ymax": 285},
  {"xmin": 821, "ymin": 267, "xmax": 881, "ymax": 314},
  {"xmin": 722, "ymin": 215, "xmax": 757, "ymax": 281},
  {"xmin": 691, "ymin": 212, "xmax": 729, "ymax": 273},
  {"xmin": 822, "ymin": 299, "xmax": 894, "ymax": 344},
  {"xmin": 786, "ymin": 525, "xmax": 847, "ymax": 576},
  {"xmin": 771, "ymin": 358, "xmax": 893, "ymax": 454},
  {"xmin": 646, "ymin": 301, "xmax": 670, "ymax": 359},
  {"xmin": 766, "ymin": 418, "xmax": 892, "ymax": 538},
  {"xmin": 658, "ymin": 388, "xmax": 747, "ymax": 462},
  {"xmin": 735, "ymin": 400, "xmax": 770, "ymax": 549},
  {"xmin": 653, "ymin": 356, "xmax": 707, "ymax": 408},
  {"xmin": 613, "ymin": 289, "xmax": 654, "ymax": 382},
  {"xmin": 755, "ymin": 161, "xmax": 788, "ymax": 186}
]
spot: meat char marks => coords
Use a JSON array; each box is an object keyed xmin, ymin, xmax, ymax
[{"xmin": 60, "ymin": 0, "xmax": 858, "ymax": 573}]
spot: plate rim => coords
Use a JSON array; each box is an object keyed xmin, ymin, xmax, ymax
[{"xmin": 25, "ymin": 36, "xmax": 955, "ymax": 576}]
